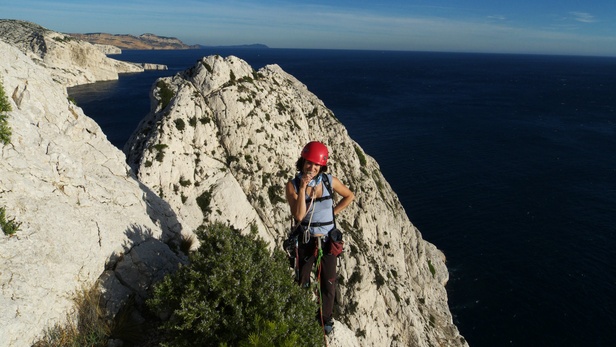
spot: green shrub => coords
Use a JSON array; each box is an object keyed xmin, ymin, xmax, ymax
[
  {"xmin": 267, "ymin": 185, "xmax": 285, "ymax": 205},
  {"xmin": 427, "ymin": 259, "xmax": 436, "ymax": 277},
  {"xmin": 0, "ymin": 113, "xmax": 10, "ymax": 145},
  {"xmin": 156, "ymin": 80, "xmax": 175, "ymax": 110},
  {"xmin": 52, "ymin": 36, "xmax": 74, "ymax": 43},
  {"xmin": 147, "ymin": 222, "xmax": 323, "ymax": 347},
  {"xmin": 354, "ymin": 145, "xmax": 367, "ymax": 167},
  {"xmin": 174, "ymin": 118, "xmax": 185, "ymax": 131},
  {"xmin": 195, "ymin": 189, "xmax": 212, "ymax": 217},
  {"xmin": 152, "ymin": 143, "xmax": 168, "ymax": 151},
  {"xmin": 0, "ymin": 79, "xmax": 12, "ymax": 145},
  {"xmin": 179, "ymin": 176, "xmax": 192, "ymax": 187},
  {"xmin": 151, "ymin": 143, "xmax": 168, "ymax": 162},
  {"xmin": 201, "ymin": 61, "xmax": 213, "ymax": 73},
  {"xmin": 0, "ymin": 207, "xmax": 21, "ymax": 236}
]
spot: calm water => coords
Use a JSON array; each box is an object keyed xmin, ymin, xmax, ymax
[{"xmin": 69, "ymin": 49, "xmax": 616, "ymax": 347}]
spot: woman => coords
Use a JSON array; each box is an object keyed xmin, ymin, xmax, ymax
[{"xmin": 285, "ymin": 141, "xmax": 355, "ymax": 334}]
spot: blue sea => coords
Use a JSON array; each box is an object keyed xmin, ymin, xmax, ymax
[{"xmin": 68, "ymin": 49, "xmax": 616, "ymax": 347}]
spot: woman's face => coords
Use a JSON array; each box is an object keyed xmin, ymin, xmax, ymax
[{"xmin": 303, "ymin": 160, "xmax": 321, "ymax": 178}]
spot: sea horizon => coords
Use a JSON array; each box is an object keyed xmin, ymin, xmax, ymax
[{"xmin": 119, "ymin": 44, "xmax": 616, "ymax": 59}]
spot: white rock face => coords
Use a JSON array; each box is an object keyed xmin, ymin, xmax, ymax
[
  {"xmin": 140, "ymin": 63, "xmax": 169, "ymax": 71},
  {"xmin": 94, "ymin": 43, "xmax": 122, "ymax": 55},
  {"xmin": 0, "ymin": 20, "xmax": 143, "ymax": 87},
  {"xmin": 125, "ymin": 55, "xmax": 469, "ymax": 347},
  {"xmin": 0, "ymin": 39, "xmax": 184, "ymax": 347}
]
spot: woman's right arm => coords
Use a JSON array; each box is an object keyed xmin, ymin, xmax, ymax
[{"xmin": 286, "ymin": 179, "xmax": 307, "ymax": 222}]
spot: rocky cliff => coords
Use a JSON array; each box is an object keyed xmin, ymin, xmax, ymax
[
  {"xmin": 0, "ymin": 20, "xmax": 147, "ymax": 87},
  {"xmin": 0, "ymin": 22, "xmax": 184, "ymax": 346},
  {"xmin": 124, "ymin": 55, "xmax": 468, "ymax": 346},
  {"xmin": 93, "ymin": 43, "xmax": 122, "ymax": 55},
  {"xmin": 1, "ymin": 20, "xmax": 468, "ymax": 347},
  {"xmin": 69, "ymin": 32, "xmax": 199, "ymax": 50},
  {"xmin": 0, "ymin": 39, "xmax": 184, "ymax": 345}
]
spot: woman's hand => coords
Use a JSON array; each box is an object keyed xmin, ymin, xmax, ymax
[
  {"xmin": 286, "ymin": 177, "xmax": 308, "ymax": 222},
  {"xmin": 298, "ymin": 172, "xmax": 313, "ymax": 189}
]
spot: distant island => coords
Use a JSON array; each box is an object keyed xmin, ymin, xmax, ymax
[{"xmin": 68, "ymin": 32, "xmax": 268, "ymax": 50}]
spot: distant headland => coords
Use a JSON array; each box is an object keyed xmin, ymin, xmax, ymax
[{"xmin": 68, "ymin": 32, "xmax": 268, "ymax": 50}]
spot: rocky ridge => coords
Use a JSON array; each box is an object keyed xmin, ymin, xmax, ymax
[
  {"xmin": 0, "ymin": 39, "xmax": 186, "ymax": 346},
  {"xmin": 0, "ymin": 20, "xmax": 167, "ymax": 86},
  {"xmin": 0, "ymin": 21, "xmax": 182, "ymax": 346},
  {"xmin": 0, "ymin": 19, "xmax": 468, "ymax": 347},
  {"xmin": 93, "ymin": 43, "xmax": 122, "ymax": 55},
  {"xmin": 0, "ymin": 20, "xmax": 145, "ymax": 87},
  {"xmin": 69, "ymin": 32, "xmax": 199, "ymax": 50},
  {"xmin": 124, "ymin": 55, "xmax": 468, "ymax": 346}
]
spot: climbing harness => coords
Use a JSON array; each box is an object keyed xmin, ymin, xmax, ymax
[{"xmin": 285, "ymin": 172, "xmax": 338, "ymax": 342}]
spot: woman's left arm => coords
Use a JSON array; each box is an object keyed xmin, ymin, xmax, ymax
[{"xmin": 331, "ymin": 176, "xmax": 355, "ymax": 215}]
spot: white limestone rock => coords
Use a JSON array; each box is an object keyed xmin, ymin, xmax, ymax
[
  {"xmin": 125, "ymin": 55, "xmax": 469, "ymax": 347},
  {"xmin": 94, "ymin": 43, "xmax": 122, "ymax": 55},
  {"xmin": 0, "ymin": 19, "xmax": 143, "ymax": 87},
  {"xmin": 0, "ymin": 39, "xmax": 183, "ymax": 346},
  {"xmin": 141, "ymin": 63, "xmax": 168, "ymax": 71}
]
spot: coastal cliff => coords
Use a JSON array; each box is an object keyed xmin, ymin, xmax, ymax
[
  {"xmin": 0, "ymin": 20, "xmax": 467, "ymax": 347},
  {"xmin": 124, "ymin": 55, "xmax": 468, "ymax": 347},
  {"xmin": 69, "ymin": 32, "xmax": 199, "ymax": 50},
  {"xmin": 0, "ymin": 20, "xmax": 145, "ymax": 87},
  {"xmin": 0, "ymin": 20, "xmax": 167, "ymax": 86},
  {"xmin": 0, "ymin": 38, "xmax": 185, "ymax": 346}
]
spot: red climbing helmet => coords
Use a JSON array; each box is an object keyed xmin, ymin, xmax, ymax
[{"xmin": 301, "ymin": 141, "xmax": 329, "ymax": 166}]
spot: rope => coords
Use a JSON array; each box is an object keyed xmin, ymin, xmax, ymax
[
  {"xmin": 315, "ymin": 242, "xmax": 329, "ymax": 346},
  {"xmin": 303, "ymin": 193, "xmax": 316, "ymax": 244}
]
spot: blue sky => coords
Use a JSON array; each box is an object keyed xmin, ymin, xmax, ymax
[{"xmin": 2, "ymin": 0, "xmax": 616, "ymax": 56}]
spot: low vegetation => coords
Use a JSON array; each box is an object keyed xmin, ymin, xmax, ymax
[
  {"xmin": 33, "ymin": 223, "xmax": 323, "ymax": 346},
  {"xmin": 268, "ymin": 184, "xmax": 286, "ymax": 205},
  {"xmin": 151, "ymin": 143, "xmax": 168, "ymax": 162},
  {"xmin": 0, "ymin": 78, "xmax": 12, "ymax": 145},
  {"xmin": 33, "ymin": 285, "xmax": 141, "ymax": 347},
  {"xmin": 156, "ymin": 80, "xmax": 175, "ymax": 110},
  {"xmin": 0, "ymin": 207, "xmax": 21, "ymax": 236},
  {"xmin": 174, "ymin": 118, "xmax": 185, "ymax": 131},
  {"xmin": 354, "ymin": 145, "xmax": 367, "ymax": 167},
  {"xmin": 196, "ymin": 189, "xmax": 212, "ymax": 217},
  {"xmin": 147, "ymin": 222, "xmax": 323, "ymax": 346}
]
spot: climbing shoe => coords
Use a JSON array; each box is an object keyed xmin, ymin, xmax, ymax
[{"xmin": 323, "ymin": 318, "xmax": 334, "ymax": 335}]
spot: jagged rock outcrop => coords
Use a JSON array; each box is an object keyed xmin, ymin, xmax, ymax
[
  {"xmin": 0, "ymin": 19, "xmax": 143, "ymax": 87},
  {"xmin": 69, "ymin": 32, "xmax": 199, "ymax": 50},
  {"xmin": 140, "ymin": 63, "xmax": 168, "ymax": 71},
  {"xmin": 0, "ymin": 39, "xmax": 186, "ymax": 346},
  {"xmin": 93, "ymin": 43, "xmax": 122, "ymax": 55},
  {"xmin": 124, "ymin": 55, "xmax": 469, "ymax": 347}
]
